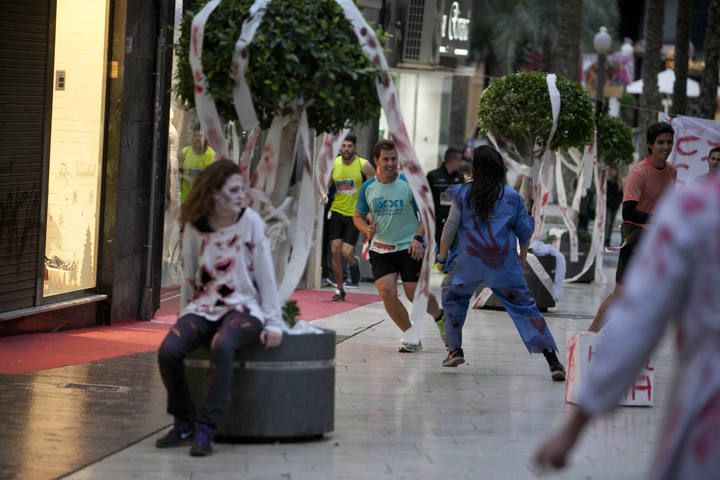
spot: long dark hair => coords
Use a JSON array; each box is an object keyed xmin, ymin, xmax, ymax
[
  {"xmin": 466, "ymin": 145, "xmax": 506, "ymax": 219},
  {"xmin": 180, "ymin": 160, "xmax": 240, "ymax": 226}
]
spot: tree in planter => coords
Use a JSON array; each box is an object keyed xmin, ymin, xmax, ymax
[
  {"xmin": 174, "ymin": 0, "xmax": 385, "ymax": 297},
  {"xmin": 597, "ymin": 114, "xmax": 634, "ymax": 169},
  {"xmin": 477, "ymin": 71, "xmax": 594, "ymax": 206}
]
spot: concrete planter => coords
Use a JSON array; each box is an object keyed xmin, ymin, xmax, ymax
[
  {"xmin": 185, "ymin": 329, "xmax": 336, "ymax": 439},
  {"xmin": 482, "ymin": 253, "xmax": 556, "ymax": 312},
  {"xmin": 560, "ymin": 237, "xmax": 594, "ymax": 283}
]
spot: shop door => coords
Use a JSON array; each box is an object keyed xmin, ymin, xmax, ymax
[{"xmin": 0, "ymin": 0, "xmax": 51, "ymax": 312}]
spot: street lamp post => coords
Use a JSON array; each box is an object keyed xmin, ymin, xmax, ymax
[{"xmin": 593, "ymin": 26, "xmax": 612, "ymax": 118}]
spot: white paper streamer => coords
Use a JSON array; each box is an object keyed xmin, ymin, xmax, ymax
[
  {"xmin": 530, "ymin": 74, "xmax": 561, "ymax": 240},
  {"xmin": 278, "ymin": 110, "xmax": 317, "ymax": 302},
  {"xmin": 565, "ymin": 160, "xmax": 607, "ymax": 283},
  {"xmin": 231, "ymin": 0, "xmax": 272, "ymax": 131},
  {"xmin": 555, "ymin": 151, "xmax": 579, "ymax": 262},
  {"xmin": 251, "ymin": 115, "xmax": 289, "ymax": 200},
  {"xmin": 190, "ymin": 0, "xmax": 230, "ymax": 160},
  {"xmin": 336, "ymin": 0, "xmax": 435, "ymax": 344},
  {"xmin": 315, "ymin": 129, "xmax": 350, "ymax": 196},
  {"xmin": 486, "ymin": 131, "xmax": 534, "ymax": 177}
]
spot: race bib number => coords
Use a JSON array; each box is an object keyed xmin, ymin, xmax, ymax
[
  {"xmin": 335, "ymin": 179, "xmax": 356, "ymax": 195},
  {"xmin": 440, "ymin": 189, "xmax": 453, "ymax": 206},
  {"xmin": 370, "ymin": 239, "xmax": 398, "ymax": 253}
]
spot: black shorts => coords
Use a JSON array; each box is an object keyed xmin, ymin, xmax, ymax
[
  {"xmin": 327, "ymin": 211, "xmax": 360, "ymax": 245},
  {"xmin": 369, "ymin": 249, "xmax": 422, "ymax": 283},
  {"xmin": 615, "ymin": 224, "xmax": 644, "ymax": 284}
]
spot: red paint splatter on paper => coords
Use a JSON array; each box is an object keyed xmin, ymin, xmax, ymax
[
  {"xmin": 681, "ymin": 193, "xmax": 706, "ymax": 215},
  {"xmin": 676, "ymin": 135, "xmax": 700, "ymax": 156}
]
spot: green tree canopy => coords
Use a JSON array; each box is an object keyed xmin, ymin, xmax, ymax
[
  {"xmin": 477, "ymin": 71, "xmax": 594, "ymax": 155},
  {"xmin": 175, "ymin": 0, "xmax": 384, "ymax": 132},
  {"xmin": 598, "ymin": 114, "xmax": 634, "ymax": 168}
]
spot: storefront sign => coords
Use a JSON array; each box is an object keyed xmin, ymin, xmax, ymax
[{"xmin": 439, "ymin": 0, "xmax": 471, "ymax": 57}]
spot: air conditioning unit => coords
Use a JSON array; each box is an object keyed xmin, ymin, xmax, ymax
[{"xmin": 398, "ymin": 0, "xmax": 440, "ymax": 65}]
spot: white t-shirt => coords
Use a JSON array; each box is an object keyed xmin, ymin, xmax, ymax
[{"xmin": 180, "ymin": 208, "xmax": 284, "ymax": 334}]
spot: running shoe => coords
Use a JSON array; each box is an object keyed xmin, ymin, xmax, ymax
[
  {"xmin": 349, "ymin": 256, "xmax": 361, "ymax": 284},
  {"xmin": 442, "ymin": 348, "xmax": 465, "ymax": 367},
  {"xmin": 155, "ymin": 421, "xmax": 194, "ymax": 448},
  {"xmin": 331, "ymin": 289, "xmax": 346, "ymax": 302},
  {"xmin": 189, "ymin": 423, "xmax": 214, "ymax": 457},
  {"xmin": 398, "ymin": 341, "xmax": 423, "ymax": 353},
  {"xmin": 549, "ymin": 361, "xmax": 566, "ymax": 382}
]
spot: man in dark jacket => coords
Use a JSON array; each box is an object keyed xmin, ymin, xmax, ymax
[{"xmin": 426, "ymin": 148, "xmax": 463, "ymax": 248}]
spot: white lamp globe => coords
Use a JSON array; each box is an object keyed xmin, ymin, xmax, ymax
[{"xmin": 594, "ymin": 26, "xmax": 612, "ymax": 55}]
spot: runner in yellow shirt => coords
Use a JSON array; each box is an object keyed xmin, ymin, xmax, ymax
[
  {"xmin": 322, "ymin": 133, "xmax": 374, "ymax": 301},
  {"xmin": 178, "ymin": 123, "xmax": 215, "ymax": 204}
]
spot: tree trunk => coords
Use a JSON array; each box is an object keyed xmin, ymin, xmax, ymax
[
  {"xmin": 700, "ymin": 0, "xmax": 720, "ymax": 119},
  {"xmin": 671, "ymin": 0, "xmax": 693, "ymax": 116},
  {"xmin": 555, "ymin": 0, "xmax": 583, "ymax": 81},
  {"xmin": 639, "ymin": 0, "xmax": 665, "ymax": 148}
]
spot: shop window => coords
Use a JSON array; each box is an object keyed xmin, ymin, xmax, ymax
[{"xmin": 43, "ymin": 0, "xmax": 110, "ymax": 297}]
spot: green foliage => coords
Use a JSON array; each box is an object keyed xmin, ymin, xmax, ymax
[
  {"xmin": 477, "ymin": 71, "xmax": 594, "ymax": 155},
  {"xmin": 282, "ymin": 300, "xmax": 300, "ymax": 328},
  {"xmin": 597, "ymin": 114, "xmax": 634, "ymax": 167},
  {"xmin": 618, "ymin": 91, "xmax": 636, "ymax": 111},
  {"xmin": 175, "ymin": 0, "xmax": 384, "ymax": 132}
]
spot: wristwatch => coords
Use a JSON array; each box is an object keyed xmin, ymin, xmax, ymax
[
  {"xmin": 435, "ymin": 254, "xmax": 446, "ymax": 264},
  {"xmin": 413, "ymin": 235, "xmax": 424, "ymax": 243}
]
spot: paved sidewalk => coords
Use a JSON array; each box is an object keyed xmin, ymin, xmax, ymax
[{"xmin": 64, "ymin": 271, "xmax": 674, "ymax": 480}]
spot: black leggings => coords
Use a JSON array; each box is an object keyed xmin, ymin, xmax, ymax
[{"xmin": 158, "ymin": 311, "xmax": 263, "ymax": 428}]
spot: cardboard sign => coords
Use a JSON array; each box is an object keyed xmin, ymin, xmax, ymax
[{"xmin": 565, "ymin": 331, "xmax": 654, "ymax": 407}]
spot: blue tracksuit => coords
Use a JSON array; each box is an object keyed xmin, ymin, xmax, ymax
[{"xmin": 442, "ymin": 184, "xmax": 558, "ymax": 354}]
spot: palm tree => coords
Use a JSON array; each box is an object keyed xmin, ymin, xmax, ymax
[
  {"xmin": 471, "ymin": 0, "xmax": 618, "ymax": 78},
  {"xmin": 700, "ymin": 0, "xmax": 720, "ymax": 119},
  {"xmin": 639, "ymin": 0, "xmax": 665, "ymax": 140},
  {"xmin": 556, "ymin": 0, "xmax": 583, "ymax": 81},
  {"xmin": 671, "ymin": 0, "xmax": 693, "ymax": 116}
]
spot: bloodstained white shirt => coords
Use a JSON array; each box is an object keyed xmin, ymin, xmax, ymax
[
  {"xmin": 180, "ymin": 208, "xmax": 284, "ymax": 334},
  {"xmin": 578, "ymin": 176, "xmax": 720, "ymax": 479}
]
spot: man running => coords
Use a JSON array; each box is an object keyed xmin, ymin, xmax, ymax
[
  {"xmin": 588, "ymin": 121, "xmax": 676, "ymax": 331},
  {"xmin": 323, "ymin": 133, "xmax": 374, "ymax": 301},
  {"xmin": 354, "ymin": 139, "xmax": 445, "ymax": 352}
]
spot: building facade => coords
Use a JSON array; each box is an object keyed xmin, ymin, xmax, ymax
[{"xmin": 0, "ymin": 0, "xmax": 174, "ymax": 335}]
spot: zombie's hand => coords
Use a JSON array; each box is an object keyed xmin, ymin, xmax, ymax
[{"xmin": 260, "ymin": 329, "xmax": 283, "ymax": 348}]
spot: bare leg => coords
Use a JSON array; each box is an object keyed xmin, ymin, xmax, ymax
[
  {"xmin": 330, "ymin": 239, "xmax": 344, "ymax": 291},
  {"xmin": 375, "ymin": 273, "xmax": 411, "ymax": 332},
  {"xmin": 401, "ymin": 281, "xmax": 441, "ymax": 319},
  {"xmin": 587, "ymin": 285, "xmax": 621, "ymax": 332}
]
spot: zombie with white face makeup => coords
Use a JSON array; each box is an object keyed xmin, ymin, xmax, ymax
[{"xmin": 156, "ymin": 160, "xmax": 284, "ymax": 457}]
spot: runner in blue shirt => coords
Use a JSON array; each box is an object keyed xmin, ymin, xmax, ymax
[{"xmin": 354, "ymin": 140, "xmax": 446, "ymax": 352}]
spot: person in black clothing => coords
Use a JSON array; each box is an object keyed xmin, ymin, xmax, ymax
[
  {"xmin": 604, "ymin": 166, "xmax": 623, "ymax": 246},
  {"xmin": 426, "ymin": 148, "xmax": 463, "ymax": 248}
]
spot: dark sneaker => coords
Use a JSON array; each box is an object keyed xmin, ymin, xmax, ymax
[
  {"xmin": 442, "ymin": 348, "xmax": 465, "ymax": 367},
  {"xmin": 331, "ymin": 289, "xmax": 346, "ymax": 301},
  {"xmin": 344, "ymin": 281, "xmax": 360, "ymax": 289},
  {"xmin": 189, "ymin": 423, "xmax": 214, "ymax": 457},
  {"xmin": 434, "ymin": 310, "xmax": 448, "ymax": 347},
  {"xmin": 349, "ymin": 256, "xmax": 361, "ymax": 284},
  {"xmin": 542, "ymin": 349, "xmax": 566, "ymax": 382},
  {"xmin": 155, "ymin": 422, "xmax": 194, "ymax": 448},
  {"xmin": 398, "ymin": 341, "xmax": 423, "ymax": 353},
  {"xmin": 324, "ymin": 276, "xmax": 338, "ymax": 288},
  {"xmin": 549, "ymin": 362, "xmax": 566, "ymax": 382}
]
